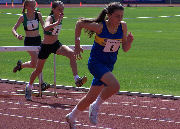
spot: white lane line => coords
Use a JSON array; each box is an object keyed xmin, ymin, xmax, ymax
[
  {"xmin": 141, "ymin": 101, "xmax": 151, "ymax": 103},
  {"xmin": 0, "ymin": 109, "xmax": 110, "ymax": 128},
  {"xmin": 1, "ymin": 91, "xmax": 179, "ymax": 119},
  {"xmin": 3, "ymin": 114, "xmax": 9, "ymax": 116},
  {"xmin": 9, "ymin": 108, "xmax": 19, "ymax": 110},
  {"xmin": 16, "ymin": 14, "xmax": 22, "ymax": 16},
  {"xmin": 159, "ymin": 16, "xmax": 170, "ymax": 18},
  {"xmin": 28, "ymin": 107, "xmax": 37, "ymax": 109},
  {"xmin": 14, "ymin": 102, "xmax": 20, "ymax": 105},
  {"xmin": 170, "ymin": 109, "xmax": 176, "ymax": 111},
  {"xmin": 32, "ymin": 105, "xmax": 38, "ymax": 107},
  {"xmin": 121, "ymin": 102, "xmax": 133, "ymax": 104},
  {"xmin": 137, "ymin": 17, "xmax": 153, "ymax": 18},
  {"xmin": 161, "ymin": 100, "xmax": 172, "ymax": 102},
  {"xmin": 115, "ymin": 102, "xmax": 177, "ymax": 111},
  {"xmin": 0, "ymin": 96, "xmax": 178, "ymax": 114},
  {"xmin": 17, "ymin": 115, "xmax": 23, "ymax": 118},
  {"xmin": 105, "ymin": 112, "xmax": 180, "ymax": 124},
  {"xmin": 1, "ymin": 107, "xmax": 179, "ymax": 125},
  {"xmin": 132, "ymin": 105, "xmax": 138, "ymax": 107},
  {"xmin": 0, "ymin": 92, "xmax": 179, "ymax": 125},
  {"xmin": 141, "ymin": 106, "xmax": 148, "ymax": 108},
  {"xmin": 142, "ymin": 118, "xmax": 150, "ymax": 120},
  {"xmin": 2, "ymin": 12, "xmax": 180, "ymax": 20}
]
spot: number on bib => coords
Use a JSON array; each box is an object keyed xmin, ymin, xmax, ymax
[
  {"xmin": 103, "ymin": 39, "xmax": 121, "ymax": 52},
  {"xmin": 52, "ymin": 25, "xmax": 62, "ymax": 35},
  {"xmin": 27, "ymin": 20, "xmax": 38, "ymax": 30}
]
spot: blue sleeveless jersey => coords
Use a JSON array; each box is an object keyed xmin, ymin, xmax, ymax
[{"xmin": 88, "ymin": 20, "xmax": 123, "ymax": 65}]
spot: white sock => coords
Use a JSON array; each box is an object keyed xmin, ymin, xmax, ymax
[
  {"xmin": 27, "ymin": 83, "xmax": 33, "ymax": 90},
  {"xmin": 38, "ymin": 73, "xmax": 44, "ymax": 84},
  {"xmin": 69, "ymin": 105, "xmax": 80, "ymax": 121},
  {"xmin": 92, "ymin": 95, "xmax": 104, "ymax": 109},
  {"xmin": 74, "ymin": 75, "xmax": 79, "ymax": 81}
]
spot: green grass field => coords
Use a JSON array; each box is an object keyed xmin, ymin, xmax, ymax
[{"xmin": 0, "ymin": 7, "xmax": 180, "ymax": 95}]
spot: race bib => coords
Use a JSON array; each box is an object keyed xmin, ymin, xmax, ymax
[
  {"xmin": 52, "ymin": 24, "xmax": 62, "ymax": 35},
  {"xmin": 27, "ymin": 20, "xmax": 38, "ymax": 30},
  {"xmin": 103, "ymin": 39, "xmax": 121, "ymax": 52}
]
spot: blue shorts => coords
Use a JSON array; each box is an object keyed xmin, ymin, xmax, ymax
[{"xmin": 88, "ymin": 60, "xmax": 114, "ymax": 86}]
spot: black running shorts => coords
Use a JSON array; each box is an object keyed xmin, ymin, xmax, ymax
[
  {"xmin": 24, "ymin": 36, "xmax": 41, "ymax": 46},
  {"xmin": 38, "ymin": 40, "xmax": 62, "ymax": 60}
]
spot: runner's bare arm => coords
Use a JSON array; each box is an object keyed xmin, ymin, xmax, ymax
[
  {"xmin": 38, "ymin": 12, "xmax": 44, "ymax": 30},
  {"xmin": 12, "ymin": 16, "xmax": 24, "ymax": 40},
  {"xmin": 121, "ymin": 21, "xmax": 133, "ymax": 52}
]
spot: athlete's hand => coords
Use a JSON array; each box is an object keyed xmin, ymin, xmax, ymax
[
  {"xmin": 17, "ymin": 34, "xmax": 23, "ymax": 40},
  {"xmin": 74, "ymin": 45, "xmax": 83, "ymax": 60},
  {"xmin": 57, "ymin": 13, "xmax": 64, "ymax": 24},
  {"xmin": 127, "ymin": 32, "xmax": 134, "ymax": 44}
]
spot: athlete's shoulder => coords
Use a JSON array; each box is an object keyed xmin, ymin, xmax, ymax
[
  {"xmin": 36, "ymin": 11, "xmax": 42, "ymax": 16},
  {"xmin": 19, "ymin": 15, "xmax": 24, "ymax": 18},
  {"xmin": 19, "ymin": 15, "xmax": 24, "ymax": 21},
  {"xmin": 121, "ymin": 21, "xmax": 126, "ymax": 25},
  {"xmin": 36, "ymin": 12, "xmax": 42, "ymax": 19},
  {"xmin": 121, "ymin": 21, "xmax": 127, "ymax": 28}
]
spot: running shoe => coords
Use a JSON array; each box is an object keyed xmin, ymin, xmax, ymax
[
  {"xmin": 66, "ymin": 114, "xmax": 76, "ymax": 129},
  {"xmin": 25, "ymin": 84, "xmax": 32, "ymax": 101},
  {"xmin": 13, "ymin": 60, "xmax": 22, "ymax": 73},
  {"xmin": 89, "ymin": 104, "xmax": 98, "ymax": 125},
  {"xmin": 75, "ymin": 76, "xmax": 87, "ymax": 87},
  {"xmin": 41, "ymin": 82, "xmax": 50, "ymax": 91}
]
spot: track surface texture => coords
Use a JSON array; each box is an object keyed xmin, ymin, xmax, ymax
[{"xmin": 0, "ymin": 83, "xmax": 180, "ymax": 129}]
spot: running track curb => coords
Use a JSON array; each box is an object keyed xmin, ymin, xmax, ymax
[{"xmin": 0, "ymin": 78, "xmax": 180, "ymax": 100}]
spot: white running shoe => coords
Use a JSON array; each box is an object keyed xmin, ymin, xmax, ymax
[
  {"xmin": 25, "ymin": 84, "xmax": 32, "ymax": 101},
  {"xmin": 89, "ymin": 104, "xmax": 98, "ymax": 125},
  {"xmin": 66, "ymin": 114, "xmax": 76, "ymax": 129}
]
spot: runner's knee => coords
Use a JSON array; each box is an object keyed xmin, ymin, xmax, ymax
[
  {"xmin": 34, "ymin": 68, "xmax": 42, "ymax": 75},
  {"xmin": 68, "ymin": 51, "xmax": 75, "ymax": 60},
  {"xmin": 108, "ymin": 81, "xmax": 120, "ymax": 93},
  {"xmin": 30, "ymin": 62, "xmax": 37, "ymax": 68}
]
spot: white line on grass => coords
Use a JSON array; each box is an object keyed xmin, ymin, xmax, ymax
[{"xmin": 1, "ymin": 12, "xmax": 180, "ymax": 20}]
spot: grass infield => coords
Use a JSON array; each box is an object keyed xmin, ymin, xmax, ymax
[{"xmin": 0, "ymin": 7, "xmax": 180, "ymax": 95}]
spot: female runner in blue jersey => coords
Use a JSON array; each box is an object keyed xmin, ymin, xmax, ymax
[
  {"xmin": 25, "ymin": 1, "xmax": 87, "ymax": 101},
  {"xmin": 12, "ymin": 0, "xmax": 48, "ymax": 91},
  {"xmin": 66, "ymin": 2, "xmax": 134, "ymax": 128}
]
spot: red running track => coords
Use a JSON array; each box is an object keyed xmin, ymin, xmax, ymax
[{"xmin": 0, "ymin": 83, "xmax": 180, "ymax": 129}]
